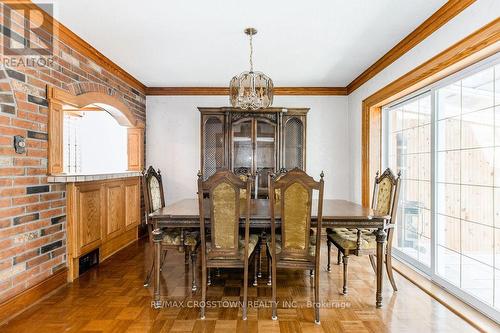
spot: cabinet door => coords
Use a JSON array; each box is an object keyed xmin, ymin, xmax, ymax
[
  {"xmin": 283, "ymin": 116, "xmax": 306, "ymax": 170},
  {"xmin": 125, "ymin": 179, "xmax": 140, "ymax": 230},
  {"xmin": 232, "ymin": 118, "xmax": 253, "ymax": 175},
  {"xmin": 105, "ymin": 182, "xmax": 125, "ymax": 239},
  {"xmin": 202, "ymin": 115, "xmax": 225, "ymax": 180},
  {"xmin": 255, "ymin": 118, "xmax": 277, "ymax": 197},
  {"xmin": 77, "ymin": 183, "xmax": 102, "ymax": 255}
]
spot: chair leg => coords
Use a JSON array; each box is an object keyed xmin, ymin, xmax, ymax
[
  {"xmin": 369, "ymin": 254, "xmax": 376, "ymax": 273},
  {"xmin": 386, "ymin": 251, "xmax": 398, "ymax": 291},
  {"xmin": 144, "ymin": 260, "xmax": 155, "ymax": 287},
  {"xmin": 342, "ymin": 255, "xmax": 349, "ymax": 295},
  {"xmin": 258, "ymin": 243, "xmax": 263, "ymax": 278},
  {"xmin": 160, "ymin": 249, "xmax": 168, "ymax": 272},
  {"xmin": 253, "ymin": 250, "xmax": 258, "ymax": 287},
  {"xmin": 184, "ymin": 248, "xmax": 190, "ymax": 265},
  {"xmin": 191, "ymin": 250, "xmax": 197, "ymax": 291},
  {"xmin": 243, "ymin": 259, "xmax": 249, "ymax": 320},
  {"xmin": 337, "ymin": 249, "xmax": 342, "ymax": 265},
  {"xmin": 327, "ymin": 240, "xmax": 331, "ymax": 272},
  {"xmin": 314, "ymin": 267, "xmax": 320, "ymax": 324},
  {"xmin": 271, "ymin": 255, "xmax": 277, "ymax": 320},
  {"xmin": 201, "ymin": 267, "xmax": 206, "ymax": 320},
  {"xmin": 267, "ymin": 255, "xmax": 272, "ymax": 286}
]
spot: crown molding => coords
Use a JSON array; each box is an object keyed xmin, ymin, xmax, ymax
[
  {"xmin": 346, "ymin": 0, "xmax": 476, "ymax": 94},
  {"xmin": 145, "ymin": 86, "xmax": 348, "ymax": 96}
]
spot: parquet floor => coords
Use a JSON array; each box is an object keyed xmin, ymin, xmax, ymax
[{"xmin": 1, "ymin": 238, "xmax": 479, "ymax": 332}]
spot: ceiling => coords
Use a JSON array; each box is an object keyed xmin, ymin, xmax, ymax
[{"xmin": 36, "ymin": 0, "xmax": 446, "ymax": 87}]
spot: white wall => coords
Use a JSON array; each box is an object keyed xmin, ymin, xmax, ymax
[
  {"xmin": 146, "ymin": 95, "xmax": 349, "ymax": 204},
  {"xmin": 347, "ymin": 0, "xmax": 500, "ymax": 203}
]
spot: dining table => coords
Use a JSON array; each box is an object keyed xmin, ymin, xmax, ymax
[{"xmin": 149, "ymin": 198, "xmax": 391, "ymax": 309}]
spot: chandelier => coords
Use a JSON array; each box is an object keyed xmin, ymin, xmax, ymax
[{"xmin": 229, "ymin": 28, "xmax": 273, "ymax": 110}]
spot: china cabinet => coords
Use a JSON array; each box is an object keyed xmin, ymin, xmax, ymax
[{"xmin": 199, "ymin": 107, "xmax": 308, "ymax": 197}]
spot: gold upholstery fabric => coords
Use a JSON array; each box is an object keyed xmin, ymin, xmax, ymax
[
  {"xmin": 161, "ymin": 229, "xmax": 200, "ymax": 249},
  {"xmin": 267, "ymin": 234, "xmax": 316, "ymax": 258},
  {"xmin": 207, "ymin": 234, "xmax": 259, "ymax": 259},
  {"xmin": 149, "ymin": 176, "xmax": 162, "ymax": 212},
  {"xmin": 184, "ymin": 231, "xmax": 200, "ymax": 250},
  {"xmin": 376, "ymin": 178, "xmax": 393, "ymax": 215},
  {"xmin": 162, "ymin": 229, "xmax": 181, "ymax": 246},
  {"xmin": 212, "ymin": 182, "xmax": 237, "ymax": 249},
  {"xmin": 326, "ymin": 228, "xmax": 376, "ymax": 250},
  {"xmin": 239, "ymin": 175, "xmax": 248, "ymax": 199},
  {"xmin": 283, "ymin": 182, "xmax": 309, "ymax": 251}
]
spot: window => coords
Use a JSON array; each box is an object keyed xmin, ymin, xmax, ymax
[
  {"xmin": 386, "ymin": 93, "xmax": 431, "ymax": 267},
  {"xmin": 383, "ymin": 55, "xmax": 500, "ymax": 321}
]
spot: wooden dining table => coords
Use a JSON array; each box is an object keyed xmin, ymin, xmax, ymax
[{"xmin": 149, "ymin": 198, "xmax": 391, "ymax": 309}]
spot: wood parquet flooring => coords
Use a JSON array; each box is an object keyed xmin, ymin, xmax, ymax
[{"xmin": 0, "ymin": 238, "xmax": 479, "ymax": 332}]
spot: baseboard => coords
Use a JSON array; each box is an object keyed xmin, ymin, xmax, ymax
[
  {"xmin": 392, "ymin": 258, "xmax": 498, "ymax": 333},
  {"xmin": 0, "ymin": 268, "xmax": 68, "ymax": 325}
]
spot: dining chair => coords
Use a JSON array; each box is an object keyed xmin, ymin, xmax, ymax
[
  {"xmin": 267, "ymin": 168, "xmax": 324, "ymax": 324},
  {"xmin": 326, "ymin": 168, "xmax": 401, "ymax": 294},
  {"xmin": 197, "ymin": 169, "xmax": 261, "ymax": 320},
  {"xmin": 142, "ymin": 166, "xmax": 200, "ymax": 290}
]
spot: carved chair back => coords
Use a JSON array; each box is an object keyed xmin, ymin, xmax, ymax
[
  {"xmin": 269, "ymin": 168, "xmax": 324, "ymax": 264},
  {"xmin": 371, "ymin": 168, "xmax": 401, "ymax": 248},
  {"xmin": 142, "ymin": 166, "xmax": 166, "ymax": 246},
  {"xmin": 198, "ymin": 169, "xmax": 252, "ymax": 261},
  {"xmin": 142, "ymin": 166, "xmax": 166, "ymax": 223}
]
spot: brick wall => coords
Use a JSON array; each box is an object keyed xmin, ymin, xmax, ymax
[{"xmin": 0, "ymin": 3, "xmax": 146, "ymax": 302}]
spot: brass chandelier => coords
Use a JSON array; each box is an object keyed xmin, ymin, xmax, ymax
[{"xmin": 229, "ymin": 27, "xmax": 273, "ymax": 110}]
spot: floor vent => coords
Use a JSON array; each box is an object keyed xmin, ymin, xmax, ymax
[{"xmin": 79, "ymin": 249, "xmax": 99, "ymax": 275}]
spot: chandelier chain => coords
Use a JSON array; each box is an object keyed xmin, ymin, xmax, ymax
[{"xmin": 249, "ymin": 33, "xmax": 253, "ymax": 72}]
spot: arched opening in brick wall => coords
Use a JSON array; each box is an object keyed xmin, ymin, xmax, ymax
[{"xmin": 47, "ymin": 86, "xmax": 144, "ymax": 175}]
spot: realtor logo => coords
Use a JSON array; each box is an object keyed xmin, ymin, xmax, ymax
[{"xmin": 2, "ymin": 2, "xmax": 54, "ymax": 56}]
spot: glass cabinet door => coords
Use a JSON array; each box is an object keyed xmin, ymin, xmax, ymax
[
  {"xmin": 284, "ymin": 117, "xmax": 305, "ymax": 170},
  {"xmin": 202, "ymin": 116, "xmax": 224, "ymax": 179},
  {"xmin": 232, "ymin": 119, "xmax": 253, "ymax": 175},
  {"xmin": 255, "ymin": 119, "xmax": 276, "ymax": 197}
]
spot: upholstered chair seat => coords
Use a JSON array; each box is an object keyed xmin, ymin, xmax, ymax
[
  {"xmin": 326, "ymin": 228, "xmax": 376, "ymax": 250},
  {"xmin": 206, "ymin": 234, "xmax": 260, "ymax": 259},
  {"xmin": 161, "ymin": 230, "xmax": 200, "ymax": 250},
  {"xmin": 266, "ymin": 234, "xmax": 317, "ymax": 258}
]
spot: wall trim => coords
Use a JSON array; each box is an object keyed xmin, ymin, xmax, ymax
[
  {"xmin": 145, "ymin": 86, "xmax": 348, "ymax": 96},
  {"xmin": 0, "ymin": 268, "xmax": 68, "ymax": 325},
  {"xmin": 346, "ymin": 0, "xmax": 477, "ymax": 94},
  {"xmin": 361, "ymin": 17, "xmax": 500, "ymax": 205}
]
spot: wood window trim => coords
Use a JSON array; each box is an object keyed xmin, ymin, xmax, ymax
[
  {"xmin": 47, "ymin": 87, "xmax": 145, "ymax": 174},
  {"xmin": 361, "ymin": 18, "xmax": 500, "ymax": 205}
]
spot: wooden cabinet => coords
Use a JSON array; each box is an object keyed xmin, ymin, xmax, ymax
[
  {"xmin": 199, "ymin": 107, "xmax": 308, "ymax": 197},
  {"xmin": 66, "ymin": 177, "xmax": 140, "ymax": 281},
  {"xmin": 124, "ymin": 179, "xmax": 140, "ymax": 230}
]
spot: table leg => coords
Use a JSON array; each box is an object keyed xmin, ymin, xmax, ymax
[
  {"xmin": 152, "ymin": 228, "xmax": 163, "ymax": 308},
  {"xmin": 375, "ymin": 228, "xmax": 386, "ymax": 308}
]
